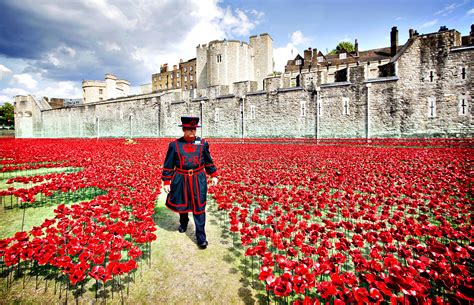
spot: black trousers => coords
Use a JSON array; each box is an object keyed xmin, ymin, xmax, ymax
[{"xmin": 180, "ymin": 212, "xmax": 206, "ymax": 244}]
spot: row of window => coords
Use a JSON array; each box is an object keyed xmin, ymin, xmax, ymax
[
  {"xmin": 159, "ymin": 84, "xmax": 194, "ymax": 90},
  {"xmin": 158, "ymin": 74, "xmax": 194, "ymax": 81},
  {"xmin": 214, "ymin": 98, "xmax": 469, "ymax": 120},
  {"xmin": 426, "ymin": 67, "xmax": 468, "ymax": 82},
  {"xmin": 158, "ymin": 67, "xmax": 194, "ymax": 81},
  {"xmin": 427, "ymin": 97, "xmax": 469, "ymax": 117}
]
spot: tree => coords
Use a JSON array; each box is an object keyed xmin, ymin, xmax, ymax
[
  {"xmin": 0, "ymin": 102, "xmax": 14, "ymax": 129},
  {"xmin": 328, "ymin": 41, "xmax": 355, "ymax": 55}
]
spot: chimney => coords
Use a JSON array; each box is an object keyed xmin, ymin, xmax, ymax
[
  {"xmin": 354, "ymin": 39, "xmax": 359, "ymax": 56},
  {"xmin": 470, "ymin": 24, "xmax": 474, "ymax": 45},
  {"xmin": 312, "ymin": 48, "xmax": 318, "ymax": 58},
  {"xmin": 438, "ymin": 26, "xmax": 448, "ymax": 32},
  {"xmin": 391, "ymin": 26, "xmax": 398, "ymax": 57},
  {"xmin": 304, "ymin": 48, "xmax": 312, "ymax": 63},
  {"xmin": 409, "ymin": 29, "xmax": 415, "ymax": 38}
]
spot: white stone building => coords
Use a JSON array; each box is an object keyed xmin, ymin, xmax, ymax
[
  {"xmin": 196, "ymin": 33, "xmax": 273, "ymax": 90},
  {"xmin": 82, "ymin": 74, "xmax": 130, "ymax": 103}
]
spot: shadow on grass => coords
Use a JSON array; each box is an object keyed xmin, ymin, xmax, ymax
[
  {"xmin": 152, "ymin": 204, "xmax": 197, "ymax": 244},
  {"xmin": 207, "ymin": 202, "xmax": 270, "ymax": 305}
]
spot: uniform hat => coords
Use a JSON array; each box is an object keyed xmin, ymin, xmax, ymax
[{"xmin": 179, "ymin": 116, "xmax": 201, "ymax": 128}]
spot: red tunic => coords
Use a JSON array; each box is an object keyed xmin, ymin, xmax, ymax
[{"xmin": 161, "ymin": 137, "xmax": 217, "ymax": 214}]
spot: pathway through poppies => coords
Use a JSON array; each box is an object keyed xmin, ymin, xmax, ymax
[{"xmin": 0, "ymin": 191, "xmax": 263, "ymax": 304}]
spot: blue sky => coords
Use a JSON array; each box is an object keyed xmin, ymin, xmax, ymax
[{"xmin": 0, "ymin": 0, "xmax": 472, "ymax": 104}]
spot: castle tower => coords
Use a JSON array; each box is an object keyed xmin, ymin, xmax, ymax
[
  {"xmin": 196, "ymin": 44, "xmax": 209, "ymax": 89},
  {"xmin": 249, "ymin": 33, "xmax": 273, "ymax": 89},
  {"xmin": 105, "ymin": 74, "xmax": 117, "ymax": 99}
]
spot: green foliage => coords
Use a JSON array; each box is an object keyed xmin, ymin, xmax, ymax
[
  {"xmin": 328, "ymin": 41, "xmax": 355, "ymax": 55},
  {"xmin": 0, "ymin": 102, "xmax": 14, "ymax": 128}
]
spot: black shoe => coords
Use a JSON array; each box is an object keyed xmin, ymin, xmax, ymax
[
  {"xmin": 198, "ymin": 241, "xmax": 208, "ymax": 249},
  {"xmin": 178, "ymin": 225, "xmax": 187, "ymax": 233}
]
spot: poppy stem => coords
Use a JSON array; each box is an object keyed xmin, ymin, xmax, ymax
[
  {"xmin": 21, "ymin": 202, "xmax": 26, "ymax": 232},
  {"xmin": 127, "ymin": 274, "xmax": 130, "ymax": 296},
  {"xmin": 120, "ymin": 276, "xmax": 124, "ymax": 304}
]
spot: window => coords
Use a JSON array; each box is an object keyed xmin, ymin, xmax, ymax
[
  {"xmin": 184, "ymin": 76, "xmax": 187, "ymax": 81},
  {"xmin": 170, "ymin": 73, "xmax": 174, "ymax": 79},
  {"xmin": 184, "ymin": 86, "xmax": 187, "ymax": 90},
  {"xmin": 250, "ymin": 105, "xmax": 256, "ymax": 119},
  {"xmin": 99, "ymin": 89, "xmax": 103, "ymax": 94},
  {"xmin": 184, "ymin": 67, "xmax": 187, "ymax": 72},
  {"xmin": 300, "ymin": 101, "xmax": 306, "ymax": 117},
  {"xmin": 428, "ymin": 97, "xmax": 436, "ymax": 118},
  {"xmin": 190, "ymin": 85, "xmax": 193, "ymax": 89},
  {"xmin": 217, "ymin": 54, "xmax": 222, "ymax": 63},
  {"xmin": 159, "ymin": 76, "xmax": 162, "ymax": 81},
  {"xmin": 190, "ymin": 75, "xmax": 193, "ymax": 81},
  {"xmin": 190, "ymin": 66, "xmax": 193, "ymax": 71},
  {"xmin": 317, "ymin": 56, "xmax": 324, "ymax": 62},
  {"xmin": 339, "ymin": 53, "xmax": 347, "ymax": 59},
  {"xmin": 215, "ymin": 108, "xmax": 220, "ymax": 122},
  {"xmin": 99, "ymin": 97, "xmax": 103, "ymax": 101},
  {"xmin": 343, "ymin": 97, "xmax": 350, "ymax": 115},
  {"xmin": 428, "ymin": 70, "xmax": 435, "ymax": 82},
  {"xmin": 177, "ymin": 82, "xmax": 180, "ymax": 87},
  {"xmin": 460, "ymin": 66, "xmax": 467, "ymax": 80},
  {"xmin": 459, "ymin": 97, "xmax": 468, "ymax": 115},
  {"xmin": 177, "ymin": 72, "xmax": 180, "ymax": 78}
]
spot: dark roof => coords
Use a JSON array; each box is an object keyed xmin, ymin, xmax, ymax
[{"xmin": 285, "ymin": 46, "xmax": 402, "ymax": 71}]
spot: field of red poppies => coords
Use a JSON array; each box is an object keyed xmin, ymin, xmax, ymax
[{"xmin": 0, "ymin": 138, "xmax": 472, "ymax": 304}]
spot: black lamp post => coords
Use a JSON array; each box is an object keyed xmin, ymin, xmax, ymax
[{"xmin": 295, "ymin": 58, "xmax": 303, "ymax": 87}]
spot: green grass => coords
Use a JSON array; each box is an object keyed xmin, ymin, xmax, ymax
[{"xmin": 0, "ymin": 166, "xmax": 80, "ymax": 181}]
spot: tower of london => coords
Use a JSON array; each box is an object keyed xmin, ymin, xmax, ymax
[{"xmin": 13, "ymin": 25, "xmax": 473, "ymax": 139}]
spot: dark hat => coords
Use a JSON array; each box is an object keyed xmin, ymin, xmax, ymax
[{"xmin": 179, "ymin": 116, "xmax": 201, "ymax": 128}]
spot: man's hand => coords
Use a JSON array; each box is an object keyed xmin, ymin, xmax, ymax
[
  {"xmin": 211, "ymin": 177, "xmax": 218, "ymax": 186},
  {"xmin": 164, "ymin": 184, "xmax": 170, "ymax": 193}
]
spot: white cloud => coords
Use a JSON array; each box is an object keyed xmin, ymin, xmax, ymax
[
  {"xmin": 34, "ymin": 81, "xmax": 82, "ymax": 98},
  {"xmin": 1, "ymin": 87, "xmax": 29, "ymax": 96},
  {"xmin": 395, "ymin": 16, "xmax": 404, "ymax": 21},
  {"xmin": 467, "ymin": 8, "xmax": 474, "ymax": 15},
  {"xmin": 250, "ymin": 9, "xmax": 265, "ymax": 20},
  {"xmin": 0, "ymin": 64, "xmax": 12, "ymax": 80},
  {"xmin": 291, "ymin": 30, "xmax": 311, "ymax": 46},
  {"xmin": 273, "ymin": 43, "xmax": 300, "ymax": 73},
  {"xmin": 0, "ymin": 0, "xmax": 266, "ymax": 95},
  {"xmin": 104, "ymin": 42, "xmax": 121, "ymax": 52},
  {"xmin": 420, "ymin": 19, "xmax": 438, "ymax": 28},
  {"xmin": 269, "ymin": 30, "xmax": 312, "ymax": 72},
  {"xmin": 11, "ymin": 73, "xmax": 38, "ymax": 89},
  {"xmin": 0, "ymin": 95, "xmax": 13, "ymax": 105},
  {"xmin": 435, "ymin": 1, "xmax": 468, "ymax": 16}
]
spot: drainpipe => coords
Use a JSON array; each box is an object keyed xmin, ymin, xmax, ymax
[
  {"xmin": 315, "ymin": 87, "xmax": 320, "ymax": 141},
  {"xmin": 200, "ymin": 100, "xmax": 205, "ymax": 138},
  {"xmin": 366, "ymin": 83, "xmax": 371, "ymax": 140},
  {"xmin": 96, "ymin": 116, "xmax": 100, "ymax": 139}
]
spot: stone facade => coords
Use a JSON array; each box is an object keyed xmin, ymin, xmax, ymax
[
  {"xmin": 14, "ymin": 26, "xmax": 473, "ymax": 139},
  {"xmin": 152, "ymin": 59, "xmax": 197, "ymax": 92},
  {"xmin": 196, "ymin": 34, "xmax": 273, "ymax": 91},
  {"xmin": 82, "ymin": 74, "xmax": 130, "ymax": 104}
]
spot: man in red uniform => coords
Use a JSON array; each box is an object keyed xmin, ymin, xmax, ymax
[{"xmin": 161, "ymin": 116, "xmax": 218, "ymax": 249}]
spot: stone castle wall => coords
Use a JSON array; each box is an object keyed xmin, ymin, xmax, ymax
[{"xmin": 14, "ymin": 30, "xmax": 473, "ymax": 139}]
